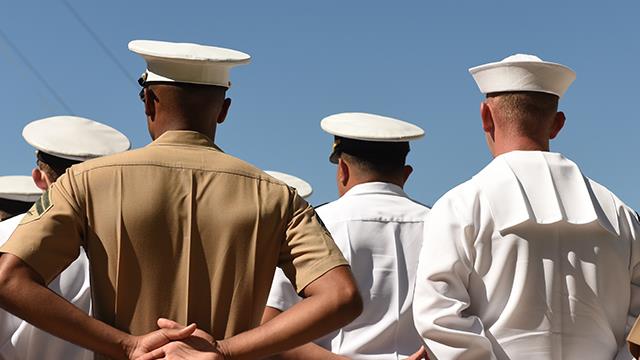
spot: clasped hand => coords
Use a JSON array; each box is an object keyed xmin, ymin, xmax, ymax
[{"xmin": 128, "ymin": 318, "xmax": 225, "ymax": 360}]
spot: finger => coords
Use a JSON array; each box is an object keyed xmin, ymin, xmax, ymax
[
  {"xmin": 407, "ymin": 346, "xmax": 427, "ymax": 360},
  {"xmin": 157, "ymin": 318, "xmax": 184, "ymax": 330},
  {"xmin": 163, "ymin": 323, "xmax": 196, "ymax": 341},
  {"xmin": 135, "ymin": 347, "xmax": 166, "ymax": 360}
]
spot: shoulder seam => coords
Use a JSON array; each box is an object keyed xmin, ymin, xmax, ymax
[{"xmin": 70, "ymin": 163, "xmax": 288, "ymax": 187}]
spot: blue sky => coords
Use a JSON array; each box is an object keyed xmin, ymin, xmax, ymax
[{"xmin": 1, "ymin": 1, "xmax": 639, "ymax": 209}]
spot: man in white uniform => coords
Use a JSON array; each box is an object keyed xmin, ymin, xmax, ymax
[
  {"xmin": 0, "ymin": 116, "xmax": 130, "ymax": 360},
  {"xmin": 0, "ymin": 176, "xmax": 41, "ymax": 224},
  {"xmin": 413, "ymin": 54, "xmax": 640, "ymax": 360},
  {"xmin": 263, "ymin": 112, "xmax": 430, "ymax": 360}
]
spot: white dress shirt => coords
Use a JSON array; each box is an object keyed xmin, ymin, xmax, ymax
[
  {"xmin": 0, "ymin": 214, "xmax": 92, "ymax": 360},
  {"xmin": 267, "ymin": 182, "xmax": 430, "ymax": 359},
  {"xmin": 413, "ymin": 151, "xmax": 640, "ymax": 360}
]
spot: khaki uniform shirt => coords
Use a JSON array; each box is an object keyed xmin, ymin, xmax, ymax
[{"xmin": 1, "ymin": 130, "xmax": 347, "ymax": 342}]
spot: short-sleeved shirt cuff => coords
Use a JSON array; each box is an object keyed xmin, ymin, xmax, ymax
[{"xmin": 294, "ymin": 255, "xmax": 349, "ymax": 294}]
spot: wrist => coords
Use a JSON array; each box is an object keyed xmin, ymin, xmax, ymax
[
  {"xmin": 216, "ymin": 339, "xmax": 232, "ymax": 359},
  {"xmin": 118, "ymin": 334, "xmax": 138, "ymax": 360}
]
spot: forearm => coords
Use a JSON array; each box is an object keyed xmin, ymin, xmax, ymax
[
  {"xmin": 0, "ymin": 254, "xmax": 131, "ymax": 359},
  {"xmin": 261, "ymin": 307, "xmax": 346, "ymax": 360},
  {"xmin": 221, "ymin": 266, "xmax": 361, "ymax": 360},
  {"xmin": 223, "ymin": 294, "xmax": 356, "ymax": 359}
]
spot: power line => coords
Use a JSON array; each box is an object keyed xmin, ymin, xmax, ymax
[
  {"xmin": 60, "ymin": 0, "xmax": 138, "ymax": 88},
  {"xmin": 0, "ymin": 26, "xmax": 74, "ymax": 114},
  {"xmin": 0, "ymin": 36, "xmax": 58, "ymax": 113}
]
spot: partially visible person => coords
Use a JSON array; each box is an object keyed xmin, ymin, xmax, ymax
[
  {"xmin": 413, "ymin": 54, "xmax": 640, "ymax": 360},
  {"xmin": 0, "ymin": 116, "xmax": 130, "ymax": 360},
  {"xmin": 262, "ymin": 113, "xmax": 430, "ymax": 360},
  {"xmin": 627, "ymin": 240, "xmax": 640, "ymax": 359},
  {"xmin": 0, "ymin": 176, "xmax": 41, "ymax": 223},
  {"xmin": 0, "ymin": 40, "xmax": 361, "ymax": 359}
]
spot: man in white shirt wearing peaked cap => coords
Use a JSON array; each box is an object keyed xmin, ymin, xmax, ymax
[
  {"xmin": 412, "ymin": 54, "xmax": 640, "ymax": 360},
  {"xmin": 0, "ymin": 115, "xmax": 130, "ymax": 360},
  {"xmin": 262, "ymin": 112, "xmax": 430, "ymax": 360}
]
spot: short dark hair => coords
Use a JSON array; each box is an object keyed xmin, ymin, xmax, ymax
[
  {"xmin": 333, "ymin": 137, "xmax": 409, "ymax": 175},
  {"xmin": 36, "ymin": 151, "xmax": 81, "ymax": 182},
  {"xmin": 144, "ymin": 82, "xmax": 227, "ymax": 102}
]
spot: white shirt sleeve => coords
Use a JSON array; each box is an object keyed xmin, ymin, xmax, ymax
[
  {"xmin": 413, "ymin": 196, "xmax": 499, "ymax": 360},
  {"xmin": 266, "ymin": 267, "xmax": 302, "ymax": 312}
]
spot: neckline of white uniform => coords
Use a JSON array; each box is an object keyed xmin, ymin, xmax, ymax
[
  {"xmin": 342, "ymin": 181, "xmax": 408, "ymax": 198},
  {"xmin": 473, "ymin": 150, "xmax": 619, "ymax": 235}
]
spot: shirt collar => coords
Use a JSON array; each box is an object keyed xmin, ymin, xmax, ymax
[
  {"xmin": 474, "ymin": 150, "xmax": 619, "ymax": 235},
  {"xmin": 343, "ymin": 181, "xmax": 408, "ymax": 198},
  {"xmin": 149, "ymin": 130, "xmax": 222, "ymax": 151}
]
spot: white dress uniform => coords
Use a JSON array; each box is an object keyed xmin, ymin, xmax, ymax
[
  {"xmin": 0, "ymin": 116, "xmax": 129, "ymax": 360},
  {"xmin": 413, "ymin": 151, "xmax": 640, "ymax": 360},
  {"xmin": 268, "ymin": 182, "xmax": 429, "ymax": 359},
  {"xmin": 267, "ymin": 112, "xmax": 429, "ymax": 359}
]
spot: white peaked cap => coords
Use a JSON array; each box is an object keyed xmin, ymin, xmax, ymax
[
  {"xmin": 23, "ymin": 116, "xmax": 131, "ymax": 161},
  {"xmin": 320, "ymin": 112, "xmax": 424, "ymax": 142},
  {"xmin": 129, "ymin": 40, "xmax": 251, "ymax": 88},
  {"xmin": 265, "ymin": 171, "xmax": 313, "ymax": 199},
  {"xmin": 0, "ymin": 176, "xmax": 42, "ymax": 202},
  {"xmin": 469, "ymin": 54, "xmax": 576, "ymax": 98}
]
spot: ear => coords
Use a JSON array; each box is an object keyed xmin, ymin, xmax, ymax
[
  {"xmin": 480, "ymin": 101, "xmax": 495, "ymax": 134},
  {"xmin": 337, "ymin": 158, "xmax": 349, "ymax": 186},
  {"xmin": 401, "ymin": 165, "xmax": 413, "ymax": 185},
  {"xmin": 217, "ymin": 98, "xmax": 232, "ymax": 124},
  {"xmin": 143, "ymin": 88, "xmax": 155, "ymax": 118},
  {"xmin": 549, "ymin": 111, "xmax": 565, "ymax": 139},
  {"xmin": 32, "ymin": 168, "xmax": 49, "ymax": 190}
]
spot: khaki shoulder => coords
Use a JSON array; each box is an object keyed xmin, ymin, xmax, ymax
[
  {"xmin": 66, "ymin": 147, "xmax": 289, "ymax": 192},
  {"xmin": 66, "ymin": 148, "xmax": 148, "ymax": 174}
]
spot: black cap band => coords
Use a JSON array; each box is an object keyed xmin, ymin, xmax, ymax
[{"xmin": 329, "ymin": 136, "xmax": 410, "ymax": 164}]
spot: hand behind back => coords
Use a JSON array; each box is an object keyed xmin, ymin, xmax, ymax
[{"xmin": 134, "ymin": 318, "xmax": 225, "ymax": 360}]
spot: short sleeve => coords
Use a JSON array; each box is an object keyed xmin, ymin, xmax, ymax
[
  {"xmin": 279, "ymin": 193, "xmax": 348, "ymax": 294},
  {"xmin": 0, "ymin": 173, "xmax": 84, "ymax": 285},
  {"xmin": 266, "ymin": 267, "xmax": 302, "ymax": 311}
]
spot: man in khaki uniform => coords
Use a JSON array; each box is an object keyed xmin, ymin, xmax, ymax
[{"xmin": 0, "ymin": 40, "xmax": 361, "ymax": 359}]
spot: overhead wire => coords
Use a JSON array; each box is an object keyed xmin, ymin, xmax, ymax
[
  {"xmin": 60, "ymin": 0, "xmax": 139, "ymax": 88},
  {"xmin": 0, "ymin": 26, "xmax": 74, "ymax": 114},
  {"xmin": 0, "ymin": 34, "xmax": 57, "ymax": 113}
]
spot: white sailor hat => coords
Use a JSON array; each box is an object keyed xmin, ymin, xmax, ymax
[
  {"xmin": 469, "ymin": 54, "xmax": 576, "ymax": 98},
  {"xmin": 265, "ymin": 171, "xmax": 313, "ymax": 199},
  {"xmin": 23, "ymin": 116, "xmax": 131, "ymax": 161},
  {"xmin": 320, "ymin": 112, "xmax": 424, "ymax": 164},
  {"xmin": 129, "ymin": 40, "xmax": 251, "ymax": 88},
  {"xmin": 0, "ymin": 176, "xmax": 42, "ymax": 202}
]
